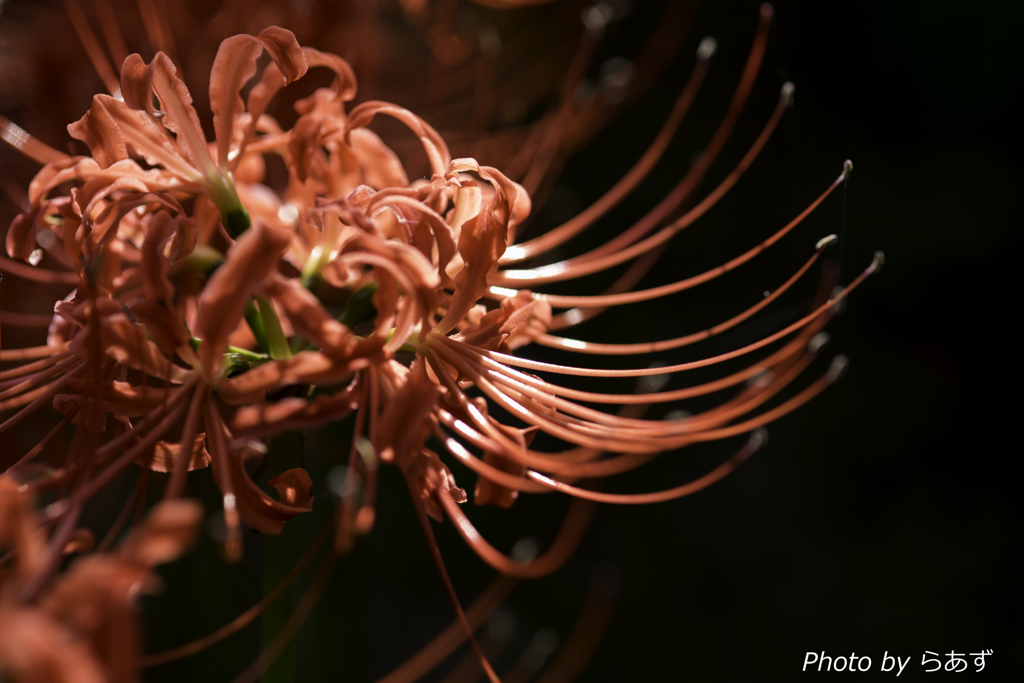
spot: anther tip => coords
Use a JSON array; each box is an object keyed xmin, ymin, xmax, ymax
[
  {"xmin": 750, "ymin": 427, "xmax": 769, "ymax": 448},
  {"xmin": 816, "ymin": 234, "xmax": 839, "ymax": 250},
  {"xmin": 868, "ymin": 251, "xmax": 885, "ymax": 274},
  {"xmin": 696, "ymin": 37, "xmax": 718, "ymax": 61},
  {"xmin": 842, "ymin": 159, "xmax": 854, "ymax": 179},
  {"xmin": 827, "ymin": 355, "xmax": 849, "ymax": 383},
  {"xmin": 781, "ymin": 81, "xmax": 795, "ymax": 107},
  {"xmin": 760, "ymin": 4, "xmax": 774, "ymax": 20},
  {"xmin": 808, "ymin": 332, "xmax": 830, "ymax": 354}
]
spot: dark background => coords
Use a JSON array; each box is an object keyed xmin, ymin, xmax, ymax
[{"xmin": 2, "ymin": 0, "xmax": 1022, "ymax": 680}]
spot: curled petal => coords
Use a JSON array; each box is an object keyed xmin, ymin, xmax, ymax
[
  {"xmin": 435, "ymin": 161, "xmax": 518, "ymax": 333},
  {"xmin": 454, "ymin": 289, "xmax": 538, "ymax": 351},
  {"xmin": 343, "ymin": 101, "xmax": 451, "ymax": 177},
  {"xmin": 210, "ymin": 27, "xmax": 307, "ymax": 171},
  {"xmin": 413, "ymin": 449, "xmax": 466, "ymax": 522},
  {"xmin": 210, "ymin": 447, "xmax": 314, "ymax": 535},
  {"xmin": 135, "ymin": 434, "xmax": 211, "ymax": 474},
  {"xmin": 68, "ymin": 94, "xmax": 201, "ymax": 182},
  {"xmin": 133, "ymin": 210, "xmax": 191, "ymax": 352},
  {"xmin": 303, "ymin": 47, "xmax": 357, "ymax": 103},
  {"xmin": 474, "ymin": 424, "xmax": 537, "ymax": 509},
  {"xmin": 269, "ymin": 468, "xmax": 314, "ymax": 508},
  {"xmin": 6, "ymin": 204, "xmax": 43, "ymax": 260},
  {"xmin": 119, "ymin": 53, "xmax": 156, "ymax": 115}
]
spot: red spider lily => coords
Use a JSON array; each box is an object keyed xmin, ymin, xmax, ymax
[{"xmin": 0, "ymin": 4, "xmax": 882, "ymax": 681}]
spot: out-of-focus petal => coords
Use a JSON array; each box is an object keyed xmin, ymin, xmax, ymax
[
  {"xmin": 42, "ymin": 556, "xmax": 151, "ymax": 683},
  {"xmin": 122, "ymin": 498, "xmax": 204, "ymax": 566},
  {"xmin": 0, "ymin": 477, "xmax": 43, "ymax": 580},
  {"xmin": 0, "ymin": 608, "xmax": 106, "ymax": 683}
]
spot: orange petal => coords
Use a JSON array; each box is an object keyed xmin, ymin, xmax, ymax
[
  {"xmin": 344, "ymin": 101, "xmax": 451, "ymax": 177},
  {"xmin": 135, "ymin": 434, "xmax": 211, "ymax": 473},
  {"xmin": 210, "ymin": 28, "xmax": 307, "ymax": 172},
  {"xmin": 217, "ymin": 351, "xmax": 371, "ymax": 403},
  {"xmin": 6, "ymin": 204, "xmax": 43, "ymax": 261},
  {"xmin": 68, "ymin": 94, "xmax": 201, "ymax": 182},
  {"xmin": 210, "ymin": 448, "xmax": 314, "ymax": 535},
  {"xmin": 61, "ymin": 379, "xmax": 176, "ymax": 418}
]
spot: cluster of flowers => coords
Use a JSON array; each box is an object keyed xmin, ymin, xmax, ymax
[{"xmin": 0, "ymin": 6, "xmax": 881, "ymax": 681}]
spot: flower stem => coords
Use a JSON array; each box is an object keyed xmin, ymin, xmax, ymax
[
  {"xmin": 244, "ymin": 301, "xmax": 270, "ymax": 353},
  {"xmin": 257, "ymin": 294, "xmax": 291, "ymax": 361}
]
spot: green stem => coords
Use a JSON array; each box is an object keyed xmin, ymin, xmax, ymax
[
  {"xmin": 257, "ymin": 294, "xmax": 291, "ymax": 361},
  {"xmin": 244, "ymin": 301, "xmax": 270, "ymax": 353},
  {"xmin": 207, "ymin": 172, "xmax": 252, "ymax": 239}
]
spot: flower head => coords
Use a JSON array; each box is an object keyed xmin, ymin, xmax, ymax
[{"xmin": 0, "ymin": 4, "xmax": 882, "ymax": 680}]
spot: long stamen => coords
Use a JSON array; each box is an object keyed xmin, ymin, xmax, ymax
[
  {"xmin": 531, "ymin": 236, "xmax": 833, "ymax": 353},
  {"xmin": 0, "ymin": 256, "xmax": 78, "ymax": 284},
  {"xmin": 374, "ymin": 576, "xmax": 518, "ymax": 683},
  {"xmin": 494, "ymin": 86, "xmax": 794, "ymax": 286},
  {"xmin": 405, "ymin": 469, "xmax": 503, "ymax": 683},
  {"xmin": 500, "ymin": 35, "xmax": 715, "ymax": 264},
  {"xmin": 228, "ymin": 549, "xmax": 338, "ymax": 683},
  {"xmin": 0, "ymin": 350, "xmax": 73, "ymax": 382},
  {"xmin": 434, "ymin": 476, "xmax": 595, "ymax": 578},
  {"xmin": 457, "ymin": 252, "xmax": 882, "ymax": 379},
  {"xmin": 164, "ymin": 385, "xmax": 207, "ymax": 499},
  {"xmin": 0, "ymin": 344, "xmax": 70, "ymax": 362},
  {"xmin": 140, "ymin": 519, "xmax": 333, "ymax": 667},
  {"xmin": 63, "ymin": 0, "xmax": 120, "ymax": 95},
  {"xmin": 0, "ymin": 115, "xmax": 69, "ymax": 165}
]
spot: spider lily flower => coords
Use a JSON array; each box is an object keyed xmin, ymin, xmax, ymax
[
  {"xmin": 0, "ymin": 5, "xmax": 884, "ymax": 681},
  {"xmin": 67, "ymin": 27, "xmax": 307, "ymax": 237}
]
